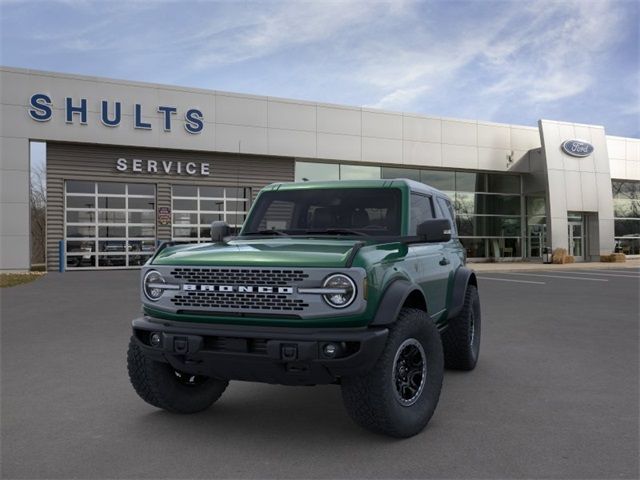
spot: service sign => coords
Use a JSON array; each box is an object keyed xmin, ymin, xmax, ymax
[{"xmin": 561, "ymin": 139, "xmax": 594, "ymax": 157}]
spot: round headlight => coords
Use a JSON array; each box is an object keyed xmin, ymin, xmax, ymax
[
  {"xmin": 143, "ymin": 270, "xmax": 165, "ymax": 301},
  {"xmin": 322, "ymin": 274, "xmax": 356, "ymax": 309}
]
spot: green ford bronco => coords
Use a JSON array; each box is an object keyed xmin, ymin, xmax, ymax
[{"xmin": 127, "ymin": 179, "xmax": 481, "ymax": 437}]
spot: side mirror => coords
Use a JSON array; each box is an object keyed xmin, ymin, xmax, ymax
[
  {"xmin": 210, "ymin": 221, "xmax": 231, "ymax": 243},
  {"xmin": 416, "ymin": 218, "xmax": 452, "ymax": 243}
]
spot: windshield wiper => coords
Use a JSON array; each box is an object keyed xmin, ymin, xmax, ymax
[
  {"xmin": 304, "ymin": 228, "xmax": 367, "ymax": 237},
  {"xmin": 243, "ymin": 230, "xmax": 289, "ymax": 236}
]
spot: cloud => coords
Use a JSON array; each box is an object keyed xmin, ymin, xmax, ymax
[
  {"xmin": 189, "ymin": 1, "xmax": 407, "ymax": 70},
  {"xmin": 480, "ymin": 0, "xmax": 622, "ymax": 103}
]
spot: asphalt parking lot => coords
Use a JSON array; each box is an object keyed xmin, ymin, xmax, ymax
[{"xmin": 1, "ymin": 267, "xmax": 639, "ymax": 479}]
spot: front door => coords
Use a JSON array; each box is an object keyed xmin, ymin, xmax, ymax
[{"xmin": 567, "ymin": 221, "xmax": 584, "ymax": 261}]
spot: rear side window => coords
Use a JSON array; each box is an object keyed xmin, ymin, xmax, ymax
[
  {"xmin": 409, "ymin": 193, "xmax": 435, "ymax": 235},
  {"xmin": 437, "ymin": 197, "xmax": 457, "ymax": 236}
]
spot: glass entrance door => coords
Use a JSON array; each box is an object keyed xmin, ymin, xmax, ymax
[{"xmin": 567, "ymin": 214, "xmax": 584, "ymax": 261}]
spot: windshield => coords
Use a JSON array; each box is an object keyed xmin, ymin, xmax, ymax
[{"xmin": 242, "ymin": 188, "xmax": 402, "ymax": 237}]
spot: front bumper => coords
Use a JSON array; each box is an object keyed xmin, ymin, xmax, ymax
[{"xmin": 132, "ymin": 316, "xmax": 388, "ymax": 385}]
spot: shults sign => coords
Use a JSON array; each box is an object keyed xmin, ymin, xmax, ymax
[{"xmin": 27, "ymin": 93, "xmax": 204, "ymax": 134}]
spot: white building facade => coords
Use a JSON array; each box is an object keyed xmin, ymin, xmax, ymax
[{"xmin": 1, "ymin": 66, "xmax": 639, "ymax": 271}]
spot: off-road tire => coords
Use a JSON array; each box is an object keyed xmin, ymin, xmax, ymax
[
  {"xmin": 442, "ymin": 284, "xmax": 481, "ymax": 370},
  {"xmin": 127, "ymin": 336, "xmax": 228, "ymax": 413},
  {"xmin": 341, "ymin": 308, "xmax": 444, "ymax": 438}
]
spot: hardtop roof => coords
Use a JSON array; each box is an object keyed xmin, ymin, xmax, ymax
[{"xmin": 263, "ymin": 178, "xmax": 448, "ymax": 198}]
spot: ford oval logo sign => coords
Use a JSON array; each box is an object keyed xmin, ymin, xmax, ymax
[{"xmin": 561, "ymin": 139, "xmax": 594, "ymax": 157}]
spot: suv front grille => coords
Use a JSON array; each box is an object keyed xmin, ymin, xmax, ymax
[
  {"xmin": 170, "ymin": 268, "xmax": 309, "ymax": 286},
  {"xmin": 170, "ymin": 292, "xmax": 309, "ymax": 311}
]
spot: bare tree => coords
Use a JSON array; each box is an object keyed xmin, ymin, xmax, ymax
[{"xmin": 30, "ymin": 163, "xmax": 46, "ymax": 267}]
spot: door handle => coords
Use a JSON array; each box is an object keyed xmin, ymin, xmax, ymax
[{"xmin": 439, "ymin": 257, "xmax": 450, "ymax": 266}]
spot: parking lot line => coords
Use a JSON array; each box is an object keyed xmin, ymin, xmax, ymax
[
  {"xmin": 561, "ymin": 271, "xmax": 640, "ymax": 278},
  {"xmin": 500, "ymin": 272, "xmax": 609, "ymax": 282},
  {"xmin": 479, "ymin": 277, "xmax": 546, "ymax": 285}
]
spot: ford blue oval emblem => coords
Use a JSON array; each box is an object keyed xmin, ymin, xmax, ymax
[{"xmin": 561, "ymin": 139, "xmax": 594, "ymax": 157}]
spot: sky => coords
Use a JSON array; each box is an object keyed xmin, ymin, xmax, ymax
[{"xmin": 1, "ymin": 0, "xmax": 639, "ymax": 137}]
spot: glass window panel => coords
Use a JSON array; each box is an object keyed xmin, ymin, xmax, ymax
[
  {"xmin": 98, "ymin": 240, "xmax": 126, "ymax": 252},
  {"xmin": 613, "ymin": 199, "xmax": 640, "ymax": 218},
  {"xmin": 66, "ymin": 240, "xmax": 95, "ymax": 253},
  {"xmin": 173, "ymin": 199, "xmax": 197, "ymax": 210},
  {"xmin": 98, "ymin": 211, "xmax": 126, "ymax": 223},
  {"xmin": 200, "ymin": 213, "xmax": 223, "ymax": 224},
  {"xmin": 67, "ymin": 254, "xmax": 95, "ymax": 268},
  {"xmin": 455, "ymin": 193, "xmax": 521, "ymax": 215},
  {"xmin": 527, "ymin": 196, "xmax": 546, "ymax": 216},
  {"xmin": 487, "ymin": 174, "xmax": 520, "ymax": 194},
  {"xmin": 527, "ymin": 215, "xmax": 546, "ymax": 225},
  {"xmin": 98, "ymin": 226, "xmax": 125, "ymax": 238},
  {"xmin": 456, "ymin": 215, "xmax": 521, "ymax": 237},
  {"xmin": 614, "ymin": 219, "xmax": 640, "ymax": 237},
  {"xmin": 420, "ymin": 170, "xmax": 455, "ymax": 191},
  {"xmin": 612, "ymin": 180, "xmax": 640, "ymax": 200},
  {"xmin": 67, "ymin": 210, "xmax": 95, "ymax": 223},
  {"xmin": 172, "ymin": 185, "xmax": 198, "ymax": 197},
  {"xmin": 226, "ymin": 200, "xmax": 246, "ymax": 212},
  {"xmin": 492, "ymin": 238, "xmax": 521, "ymax": 257},
  {"xmin": 127, "ymin": 183, "xmax": 155, "ymax": 196},
  {"xmin": 128, "ymin": 198, "xmax": 155, "ymax": 210},
  {"xmin": 456, "ymin": 172, "xmax": 486, "ymax": 192},
  {"xmin": 201, "ymin": 199, "xmax": 224, "ymax": 211},
  {"xmin": 66, "ymin": 181, "xmax": 94, "ymax": 194},
  {"xmin": 173, "ymin": 213, "xmax": 198, "ymax": 225},
  {"xmin": 225, "ymin": 187, "xmax": 249, "ymax": 200},
  {"xmin": 128, "ymin": 226, "xmax": 155, "ymax": 238},
  {"xmin": 67, "ymin": 226, "xmax": 95, "ymax": 238},
  {"xmin": 128, "ymin": 254, "xmax": 153, "ymax": 266},
  {"xmin": 98, "ymin": 182, "xmax": 125, "ymax": 194},
  {"xmin": 460, "ymin": 238, "xmax": 486, "ymax": 258},
  {"xmin": 340, "ymin": 164, "xmax": 381, "ymax": 180},
  {"xmin": 128, "ymin": 211, "xmax": 155, "ymax": 223},
  {"xmin": 98, "ymin": 255, "xmax": 127, "ymax": 267},
  {"xmin": 173, "ymin": 227, "xmax": 198, "ymax": 238},
  {"xmin": 67, "ymin": 196, "xmax": 95, "ymax": 209},
  {"xmin": 615, "ymin": 237, "xmax": 640, "ymax": 255},
  {"xmin": 225, "ymin": 213, "xmax": 246, "ymax": 226},
  {"xmin": 128, "ymin": 240, "xmax": 156, "ymax": 253},
  {"xmin": 382, "ymin": 167, "xmax": 420, "ymax": 182},
  {"xmin": 295, "ymin": 161, "xmax": 339, "ymax": 182},
  {"xmin": 200, "ymin": 227, "xmax": 213, "ymax": 238},
  {"xmin": 199, "ymin": 186, "xmax": 224, "ymax": 198},
  {"xmin": 98, "ymin": 197, "xmax": 125, "ymax": 209}
]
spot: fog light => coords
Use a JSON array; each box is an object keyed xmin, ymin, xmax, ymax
[
  {"xmin": 150, "ymin": 332, "xmax": 162, "ymax": 348},
  {"xmin": 323, "ymin": 343, "xmax": 337, "ymax": 357}
]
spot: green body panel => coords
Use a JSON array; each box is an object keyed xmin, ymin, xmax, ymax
[
  {"xmin": 152, "ymin": 238, "xmax": 359, "ymax": 268},
  {"xmin": 145, "ymin": 179, "xmax": 465, "ymax": 329}
]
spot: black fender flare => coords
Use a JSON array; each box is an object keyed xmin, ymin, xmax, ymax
[
  {"xmin": 370, "ymin": 279, "xmax": 427, "ymax": 326},
  {"xmin": 447, "ymin": 267, "xmax": 477, "ymax": 320}
]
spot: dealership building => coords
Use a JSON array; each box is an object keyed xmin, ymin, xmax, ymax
[{"xmin": 1, "ymin": 66, "xmax": 639, "ymax": 271}]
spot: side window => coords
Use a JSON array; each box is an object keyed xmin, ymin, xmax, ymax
[
  {"xmin": 409, "ymin": 193, "xmax": 435, "ymax": 235},
  {"xmin": 437, "ymin": 197, "xmax": 457, "ymax": 236}
]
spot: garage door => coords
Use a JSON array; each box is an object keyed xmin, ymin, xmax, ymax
[
  {"xmin": 171, "ymin": 185, "xmax": 250, "ymax": 242},
  {"xmin": 65, "ymin": 180, "xmax": 156, "ymax": 269}
]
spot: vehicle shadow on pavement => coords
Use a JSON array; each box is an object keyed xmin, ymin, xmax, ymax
[{"xmin": 128, "ymin": 382, "xmax": 406, "ymax": 443}]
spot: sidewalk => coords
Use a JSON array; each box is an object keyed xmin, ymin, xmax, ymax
[{"xmin": 469, "ymin": 258, "xmax": 640, "ymax": 273}]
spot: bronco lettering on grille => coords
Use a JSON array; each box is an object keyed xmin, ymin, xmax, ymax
[{"xmin": 182, "ymin": 284, "xmax": 294, "ymax": 294}]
